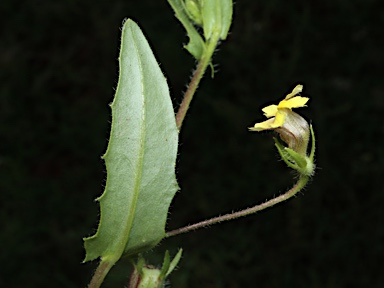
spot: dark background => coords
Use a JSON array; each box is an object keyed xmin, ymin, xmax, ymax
[{"xmin": 2, "ymin": 0, "xmax": 383, "ymax": 287}]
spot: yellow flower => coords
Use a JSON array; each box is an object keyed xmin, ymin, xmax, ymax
[
  {"xmin": 250, "ymin": 85, "xmax": 310, "ymax": 155},
  {"xmin": 249, "ymin": 85, "xmax": 309, "ymax": 131}
]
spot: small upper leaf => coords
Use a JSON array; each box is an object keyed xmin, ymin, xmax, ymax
[{"xmin": 167, "ymin": 0, "xmax": 206, "ymax": 59}]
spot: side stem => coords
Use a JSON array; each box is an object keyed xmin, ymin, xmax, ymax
[
  {"xmin": 175, "ymin": 32, "xmax": 220, "ymax": 130},
  {"xmin": 166, "ymin": 176, "xmax": 309, "ymax": 237}
]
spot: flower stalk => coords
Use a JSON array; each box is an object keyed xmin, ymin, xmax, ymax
[{"xmin": 166, "ymin": 175, "xmax": 309, "ymax": 237}]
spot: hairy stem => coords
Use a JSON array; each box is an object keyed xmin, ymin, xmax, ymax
[
  {"xmin": 175, "ymin": 32, "xmax": 220, "ymax": 130},
  {"xmin": 166, "ymin": 176, "xmax": 309, "ymax": 237},
  {"xmin": 88, "ymin": 259, "xmax": 115, "ymax": 288}
]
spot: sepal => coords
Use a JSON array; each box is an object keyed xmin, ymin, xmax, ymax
[{"xmin": 273, "ymin": 124, "xmax": 316, "ymax": 177}]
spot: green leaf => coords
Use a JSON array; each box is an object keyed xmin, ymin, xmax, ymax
[
  {"xmin": 159, "ymin": 248, "xmax": 183, "ymax": 279},
  {"xmin": 166, "ymin": 248, "xmax": 183, "ymax": 277},
  {"xmin": 83, "ymin": 19, "xmax": 179, "ymax": 263},
  {"xmin": 159, "ymin": 251, "xmax": 171, "ymax": 279},
  {"xmin": 219, "ymin": 0, "xmax": 233, "ymax": 40},
  {"xmin": 167, "ymin": 0, "xmax": 206, "ymax": 59}
]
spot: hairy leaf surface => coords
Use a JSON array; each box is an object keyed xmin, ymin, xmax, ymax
[{"xmin": 84, "ymin": 19, "xmax": 179, "ymax": 262}]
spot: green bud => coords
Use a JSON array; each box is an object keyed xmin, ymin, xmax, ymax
[
  {"xmin": 129, "ymin": 250, "xmax": 183, "ymax": 288},
  {"xmin": 201, "ymin": 0, "xmax": 233, "ymax": 40},
  {"xmin": 184, "ymin": 0, "xmax": 203, "ymax": 26},
  {"xmin": 137, "ymin": 267, "xmax": 162, "ymax": 288},
  {"xmin": 275, "ymin": 109, "xmax": 310, "ymax": 156}
]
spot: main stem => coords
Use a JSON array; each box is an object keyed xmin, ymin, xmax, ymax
[
  {"xmin": 175, "ymin": 32, "xmax": 220, "ymax": 130},
  {"xmin": 88, "ymin": 259, "xmax": 115, "ymax": 288},
  {"xmin": 166, "ymin": 175, "xmax": 309, "ymax": 237}
]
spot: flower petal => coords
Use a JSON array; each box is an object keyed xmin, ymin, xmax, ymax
[
  {"xmin": 249, "ymin": 117, "xmax": 277, "ymax": 131},
  {"xmin": 285, "ymin": 84, "xmax": 303, "ymax": 100},
  {"xmin": 262, "ymin": 104, "xmax": 278, "ymax": 118},
  {"xmin": 273, "ymin": 110, "xmax": 287, "ymax": 127},
  {"xmin": 278, "ymin": 96, "xmax": 309, "ymax": 109}
]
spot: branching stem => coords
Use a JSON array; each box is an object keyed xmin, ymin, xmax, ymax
[{"xmin": 166, "ymin": 175, "xmax": 309, "ymax": 237}]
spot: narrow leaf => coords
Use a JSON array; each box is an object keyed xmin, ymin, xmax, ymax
[
  {"xmin": 83, "ymin": 19, "xmax": 179, "ymax": 262},
  {"xmin": 159, "ymin": 251, "xmax": 171, "ymax": 279},
  {"xmin": 166, "ymin": 248, "xmax": 183, "ymax": 277},
  {"xmin": 167, "ymin": 0, "xmax": 206, "ymax": 59},
  {"xmin": 219, "ymin": 0, "xmax": 233, "ymax": 40}
]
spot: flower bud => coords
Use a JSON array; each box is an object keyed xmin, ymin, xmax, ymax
[
  {"xmin": 275, "ymin": 109, "xmax": 310, "ymax": 156},
  {"xmin": 201, "ymin": 0, "xmax": 233, "ymax": 40},
  {"xmin": 249, "ymin": 85, "xmax": 316, "ymax": 176},
  {"xmin": 184, "ymin": 0, "xmax": 203, "ymax": 26}
]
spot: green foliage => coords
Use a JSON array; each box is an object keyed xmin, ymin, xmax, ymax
[
  {"xmin": 4, "ymin": 0, "xmax": 384, "ymax": 287},
  {"xmin": 167, "ymin": 0, "xmax": 205, "ymax": 59},
  {"xmin": 83, "ymin": 19, "xmax": 179, "ymax": 262},
  {"xmin": 162, "ymin": 249, "xmax": 183, "ymax": 278},
  {"xmin": 167, "ymin": 0, "xmax": 232, "ymax": 59}
]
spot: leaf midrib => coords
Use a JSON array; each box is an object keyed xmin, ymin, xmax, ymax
[{"xmin": 111, "ymin": 23, "xmax": 146, "ymax": 260}]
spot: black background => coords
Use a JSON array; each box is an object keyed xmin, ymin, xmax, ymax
[{"xmin": 2, "ymin": 0, "xmax": 384, "ymax": 287}]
